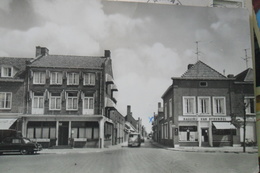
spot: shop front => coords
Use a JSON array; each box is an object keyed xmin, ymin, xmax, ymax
[
  {"xmin": 21, "ymin": 115, "xmax": 103, "ymax": 148},
  {"xmin": 178, "ymin": 116, "xmax": 238, "ymax": 147}
]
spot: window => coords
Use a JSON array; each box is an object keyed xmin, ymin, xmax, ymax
[
  {"xmin": 0, "ymin": 92, "xmax": 11, "ymax": 109},
  {"xmin": 199, "ymin": 81, "xmax": 208, "ymax": 87},
  {"xmin": 33, "ymin": 93, "xmax": 44, "ymax": 108},
  {"xmin": 183, "ymin": 96, "xmax": 196, "ymax": 115},
  {"xmin": 164, "ymin": 102, "xmax": 168, "ymax": 119},
  {"xmin": 179, "ymin": 126, "xmax": 198, "ymax": 141},
  {"xmin": 84, "ymin": 73, "xmax": 95, "ymax": 85},
  {"xmin": 49, "ymin": 93, "xmax": 61, "ymax": 110},
  {"xmin": 66, "ymin": 92, "xmax": 78, "ymax": 110},
  {"xmin": 1, "ymin": 66, "xmax": 13, "ymax": 77},
  {"xmin": 83, "ymin": 96, "xmax": 94, "ymax": 114},
  {"xmin": 67, "ymin": 72, "xmax": 79, "ymax": 85},
  {"xmin": 169, "ymin": 99, "xmax": 172, "ymax": 117},
  {"xmin": 33, "ymin": 71, "xmax": 46, "ymax": 84},
  {"xmin": 50, "ymin": 72, "xmax": 62, "ymax": 85},
  {"xmin": 164, "ymin": 123, "xmax": 168, "ymax": 139},
  {"xmin": 169, "ymin": 121, "xmax": 173, "ymax": 139},
  {"xmin": 198, "ymin": 97, "xmax": 211, "ymax": 115},
  {"xmin": 213, "ymin": 97, "xmax": 226, "ymax": 115},
  {"xmin": 244, "ymin": 97, "xmax": 255, "ymax": 115}
]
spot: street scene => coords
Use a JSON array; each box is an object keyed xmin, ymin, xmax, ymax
[
  {"xmin": 0, "ymin": 0, "xmax": 259, "ymax": 173},
  {"xmin": 0, "ymin": 139, "xmax": 258, "ymax": 173}
]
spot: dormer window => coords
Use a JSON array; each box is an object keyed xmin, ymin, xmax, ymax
[{"xmin": 1, "ymin": 66, "xmax": 13, "ymax": 77}]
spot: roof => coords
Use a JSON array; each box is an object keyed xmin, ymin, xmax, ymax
[
  {"xmin": 235, "ymin": 68, "xmax": 254, "ymax": 82},
  {"xmin": 29, "ymin": 55, "xmax": 106, "ymax": 69},
  {"xmin": 181, "ymin": 61, "xmax": 226, "ymax": 79},
  {"xmin": 0, "ymin": 57, "xmax": 32, "ymax": 72}
]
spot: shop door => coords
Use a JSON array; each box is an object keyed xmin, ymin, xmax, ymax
[
  {"xmin": 201, "ymin": 128, "xmax": 209, "ymax": 146},
  {"xmin": 58, "ymin": 122, "xmax": 69, "ymax": 145}
]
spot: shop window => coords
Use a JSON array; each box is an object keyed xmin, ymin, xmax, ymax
[
  {"xmin": 213, "ymin": 97, "xmax": 226, "ymax": 115},
  {"xmin": 179, "ymin": 126, "xmax": 198, "ymax": 141},
  {"xmin": 86, "ymin": 128, "xmax": 92, "ymax": 139},
  {"xmin": 93, "ymin": 127, "xmax": 99, "ymax": 139},
  {"xmin": 183, "ymin": 96, "xmax": 196, "ymax": 115},
  {"xmin": 198, "ymin": 97, "xmax": 211, "ymax": 115}
]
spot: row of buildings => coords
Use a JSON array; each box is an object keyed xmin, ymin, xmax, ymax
[
  {"xmin": 0, "ymin": 46, "xmax": 144, "ymax": 148},
  {"xmin": 152, "ymin": 61, "xmax": 256, "ymax": 147}
]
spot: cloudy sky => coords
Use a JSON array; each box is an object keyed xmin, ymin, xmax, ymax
[{"xmin": 0, "ymin": 0, "xmax": 252, "ymax": 132}]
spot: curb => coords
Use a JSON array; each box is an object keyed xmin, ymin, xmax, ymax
[{"xmin": 150, "ymin": 141, "xmax": 258, "ymax": 154}]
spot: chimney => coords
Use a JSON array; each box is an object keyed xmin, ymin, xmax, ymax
[
  {"xmin": 158, "ymin": 102, "xmax": 161, "ymax": 108},
  {"xmin": 188, "ymin": 64, "xmax": 194, "ymax": 70},
  {"xmin": 127, "ymin": 105, "xmax": 131, "ymax": 116},
  {"xmin": 36, "ymin": 46, "xmax": 49, "ymax": 57},
  {"xmin": 104, "ymin": 50, "xmax": 111, "ymax": 58}
]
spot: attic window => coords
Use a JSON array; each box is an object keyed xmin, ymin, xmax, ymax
[
  {"xmin": 199, "ymin": 81, "xmax": 207, "ymax": 87},
  {"xmin": 1, "ymin": 66, "xmax": 13, "ymax": 77}
]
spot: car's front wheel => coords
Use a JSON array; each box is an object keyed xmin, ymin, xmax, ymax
[{"xmin": 20, "ymin": 149, "xmax": 28, "ymax": 155}]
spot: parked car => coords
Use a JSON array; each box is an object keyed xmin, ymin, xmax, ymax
[
  {"xmin": 0, "ymin": 137, "xmax": 42, "ymax": 155},
  {"xmin": 128, "ymin": 133, "xmax": 141, "ymax": 147}
]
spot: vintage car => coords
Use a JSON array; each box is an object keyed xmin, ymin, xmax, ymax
[
  {"xmin": 128, "ymin": 133, "xmax": 141, "ymax": 147},
  {"xmin": 0, "ymin": 137, "xmax": 42, "ymax": 155}
]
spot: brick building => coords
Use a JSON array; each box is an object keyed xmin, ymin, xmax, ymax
[
  {"xmin": 3, "ymin": 46, "xmax": 118, "ymax": 148},
  {"xmin": 158, "ymin": 61, "xmax": 255, "ymax": 147}
]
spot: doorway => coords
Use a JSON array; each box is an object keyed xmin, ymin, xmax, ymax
[
  {"xmin": 201, "ymin": 128, "xmax": 209, "ymax": 146},
  {"xmin": 58, "ymin": 122, "xmax": 69, "ymax": 146}
]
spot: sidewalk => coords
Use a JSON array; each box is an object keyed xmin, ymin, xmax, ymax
[
  {"xmin": 150, "ymin": 140, "xmax": 258, "ymax": 154},
  {"xmin": 39, "ymin": 142, "xmax": 128, "ymax": 154}
]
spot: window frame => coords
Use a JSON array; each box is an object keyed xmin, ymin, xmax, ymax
[
  {"xmin": 244, "ymin": 96, "xmax": 255, "ymax": 115},
  {"xmin": 0, "ymin": 92, "xmax": 12, "ymax": 109},
  {"xmin": 1, "ymin": 66, "xmax": 13, "ymax": 77},
  {"xmin": 164, "ymin": 102, "xmax": 168, "ymax": 119},
  {"xmin": 83, "ymin": 73, "xmax": 95, "ymax": 86},
  {"xmin": 33, "ymin": 71, "xmax": 46, "ymax": 84},
  {"xmin": 32, "ymin": 93, "xmax": 44, "ymax": 109},
  {"xmin": 49, "ymin": 93, "xmax": 62, "ymax": 110},
  {"xmin": 50, "ymin": 72, "xmax": 63, "ymax": 85},
  {"xmin": 169, "ymin": 99, "xmax": 172, "ymax": 117},
  {"xmin": 183, "ymin": 96, "xmax": 196, "ymax": 115},
  {"xmin": 198, "ymin": 96, "xmax": 211, "ymax": 115},
  {"xmin": 213, "ymin": 96, "xmax": 226, "ymax": 116},
  {"xmin": 66, "ymin": 92, "xmax": 78, "ymax": 110},
  {"xmin": 67, "ymin": 72, "xmax": 79, "ymax": 85}
]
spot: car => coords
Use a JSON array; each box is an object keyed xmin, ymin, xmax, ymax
[
  {"xmin": 128, "ymin": 133, "xmax": 141, "ymax": 147},
  {"xmin": 0, "ymin": 137, "xmax": 42, "ymax": 155}
]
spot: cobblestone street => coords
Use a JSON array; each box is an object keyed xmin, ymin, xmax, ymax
[{"xmin": 0, "ymin": 140, "xmax": 258, "ymax": 173}]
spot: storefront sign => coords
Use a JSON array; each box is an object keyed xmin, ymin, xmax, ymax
[{"xmin": 179, "ymin": 116, "xmax": 231, "ymax": 121}]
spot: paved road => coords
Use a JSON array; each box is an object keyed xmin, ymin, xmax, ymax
[{"xmin": 0, "ymin": 140, "xmax": 258, "ymax": 173}]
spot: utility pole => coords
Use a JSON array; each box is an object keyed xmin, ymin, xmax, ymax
[
  {"xmin": 241, "ymin": 48, "xmax": 251, "ymax": 69},
  {"xmin": 195, "ymin": 41, "xmax": 200, "ymax": 61},
  {"xmin": 243, "ymin": 102, "xmax": 246, "ymax": 153}
]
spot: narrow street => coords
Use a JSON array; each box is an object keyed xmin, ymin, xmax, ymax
[{"xmin": 0, "ymin": 139, "xmax": 258, "ymax": 173}]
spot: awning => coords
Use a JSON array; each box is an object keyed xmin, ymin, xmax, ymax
[
  {"xmin": 212, "ymin": 122, "xmax": 236, "ymax": 129},
  {"xmin": 0, "ymin": 118, "xmax": 17, "ymax": 130}
]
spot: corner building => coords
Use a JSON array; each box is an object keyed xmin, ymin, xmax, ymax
[
  {"xmin": 21, "ymin": 47, "xmax": 117, "ymax": 148},
  {"xmin": 161, "ymin": 61, "xmax": 255, "ymax": 147}
]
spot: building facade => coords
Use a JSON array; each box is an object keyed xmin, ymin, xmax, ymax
[
  {"xmin": 159, "ymin": 61, "xmax": 255, "ymax": 147},
  {"xmin": 4, "ymin": 46, "xmax": 118, "ymax": 148}
]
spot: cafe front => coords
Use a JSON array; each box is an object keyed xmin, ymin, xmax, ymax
[{"xmin": 178, "ymin": 116, "xmax": 238, "ymax": 147}]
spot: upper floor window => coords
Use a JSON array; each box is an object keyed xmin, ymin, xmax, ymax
[
  {"xmin": 198, "ymin": 97, "xmax": 211, "ymax": 115},
  {"xmin": 164, "ymin": 102, "xmax": 168, "ymax": 119},
  {"xmin": 66, "ymin": 92, "xmax": 78, "ymax": 110},
  {"xmin": 213, "ymin": 97, "xmax": 226, "ymax": 115},
  {"xmin": 183, "ymin": 96, "xmax": 196, "ymax": 115},
  {"xmin": 50, "ymin": 72, "xmax": 63, "ymax": 85},
  {"xmin": 67, "ymin": 73, "xmax": 79, "ymax": 85},
  {"xmin": 33, "ymin": 93, "xmax": 44, "ymax": 109},
  {"xmin": 169, "ymin": 99, "xmax": 172, "ymax": 117},
  {"xmin": 0, "ymin": 92, "xmax": 12, "ymax": 109},
  {"xmin": 244, "ymin": 97, "xmax": 255, "ymax": 115},
  {"xmin": 33, "ymin": 72, "xmax": 46, "ymax": 84},
  {"xmin": 49, "ymin": 93, "xmax": 61, "ymax": 110},
  {"xmin": 83, "ymin": 73, "xmax": 95, "ymax": 86},
  {"xmin": 1, "ymin": 66, "xmax": 13, "ymax": 77}
]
